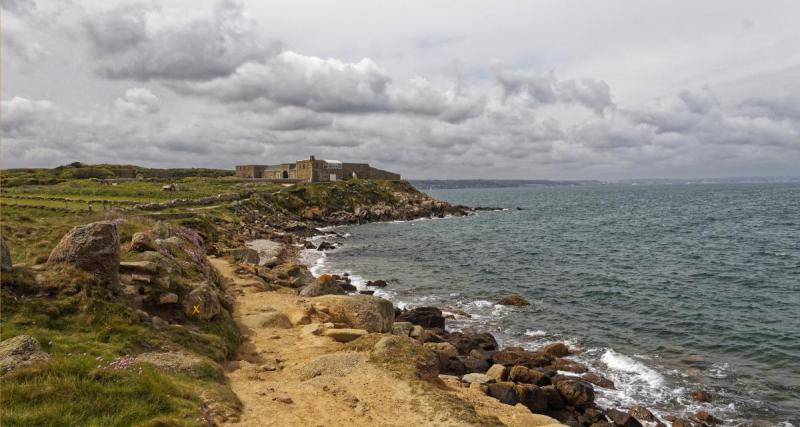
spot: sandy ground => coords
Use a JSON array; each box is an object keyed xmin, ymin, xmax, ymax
[{"xmin": 210, "ymin": 257, "xmax": 563, "ymax": 427}]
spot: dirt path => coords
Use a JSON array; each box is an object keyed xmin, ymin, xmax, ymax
[{"xmin": 210, "ymin": 257, "xmax": 563, "ymax": 427}]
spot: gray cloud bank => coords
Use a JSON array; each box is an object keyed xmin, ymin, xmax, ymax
[{"xmin": 2, "ymin": 0, "xmax": 799, "ymax": 179}]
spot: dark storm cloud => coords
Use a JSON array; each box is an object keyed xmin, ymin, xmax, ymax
[{"xmin": 84, "ymin": 0, "xmax": 282, "ymax": 81}]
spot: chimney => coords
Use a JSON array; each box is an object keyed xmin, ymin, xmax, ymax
[{"xmin": 310, "ymin": 155, "xmax": 315, "ymax": 161}]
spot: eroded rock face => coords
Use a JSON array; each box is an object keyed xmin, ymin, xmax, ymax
[
  {"xmin": 1, "ymin": 236, "xmax": 12, "ymax": 272},
  {"xmin": 0, "ymin": 335, "xmax": 51, "ymax": 374},
  {"xmin": 555, "ymin": 379, "xmax": 595, "ymax": 407},
  {"xmin": 47, "ymin": 222, "xmax": 120, "ymax": 286},
  {"xmin": 311, "ymin": 295, "xmax": 395, "ymax": 333}
]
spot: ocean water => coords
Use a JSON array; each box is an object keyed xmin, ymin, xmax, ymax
[{"xmin": 301, "ymin": 183, "xmax": 800, "ymax": 425}]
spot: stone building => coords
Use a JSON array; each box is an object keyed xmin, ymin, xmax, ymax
[{"xmin": 235, "ymin": 156, "xmax": 400, "ymax": 182}]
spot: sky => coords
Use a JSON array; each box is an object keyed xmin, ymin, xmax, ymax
[{"xmin": 2, "ymin": 0, "xmax": 799, "ymax": 179}]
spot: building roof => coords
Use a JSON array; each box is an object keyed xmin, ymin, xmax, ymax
[{"xmin": 323, "ymin": 159, "xmax": 342, "ymax": 165}]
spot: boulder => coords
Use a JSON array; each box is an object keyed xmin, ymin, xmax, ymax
[
  {"xmin": 581, "ymin": 372, "xmax": 616, "ymax": 389},
  {"xmin": 47, "ymin": 222, "xmax": 120, "ymax": 286},
  {"xmin": 229, "ymin": 248, "xmax": 260, "ymax": 265},
  {"xmin": 183, "ymin": 284, "xmax": 222, "ymax": 320},
  {"xmin": 441, "ymin": 330, "xmax": 498, "ymax": 355},
  {"xmin": 492, "ymin": 347, "xmax": 552, "ymax": 367},
  {"xmin": 130, "ymin": 232, "xmax": 156, "ymax": 252},
  {"xmin": 606, "ymin": 409, "xmax": 642, "ymax": 427},
  {"xmin": 508, "ymin": 365, "xmax": 551, "ymax": 386},
  {"xmin": 462, "ymin": 355, "xmax": 491, "ymax": 373},
  {"xmin": 323, "ymin": 328, "xmax": 368, "ymax": 343},
  {"xmin": 359, "ymin": 290, "xmax": 375, "ymax": 295},
  {"xmin": 462, "ymin": 373, "xmax": 494, "ymax": 385},
  {"xmin": 158, "ymin": 293, "xmax": 179, "ymax": 304},
  {"xmin": 371, "ymin": 335, "xmax": 439, "ymax": 380},
  {"xmin": 424, "ymin": 342, "xmax": 458, "ymax": 371},
  {"xmin": 555, "ymin": 379, "xmax": 595, "ymax": 407},
  {"xmin": 272, "ymin": 263, "xmax": 315, "ymax": 288},
  {"xmin": 485, "ymin": 364, "xmax": 508, "ymax": 382},
  {"xmin": 396, "ymin": 306, "xmax": 445, "ymax": 329},
  {"xmin": 691, "ymin": 410, "xmax": 719, "ymax": 425},
  {"xmin": 541, "ymin": 385, "xmax": 565, "ymax": 409},
  {"xmin": 628, "ymin": 406, "xmax": 657, "ymax": 422},
  {"xmin": 299, "ymin": 275, "xmax": 346, "ymax": 297},
  {"xmin": 366, "ymin": 279, "xmax": 388, "ymax": 287},
  {"xmin": 0, "ymin": 335, "xmax": 51, "ymax": 374},
  {"xmin": 486, "ymin": 382, "xmax": 519, "ymax": 405},
  {"xmin": 543, "ymin": 342, "xmax": 571, "ymax": 357},
  {"xmin": 1, "ymin": 236, "xmax": 12, "ymax": 272},
  {"xmin": 553, "ymin": 358, "xmax": 588, "ymax": 373},
  {"xmin": 515, "ymin": 383, "xmax": 548, "ymax": 412},
  {"xmin": 119, "ymin": 261, "xmax": 158, "ymax": 275},
  {"xmin": 317, "ymin": 242, "xmax": 337, "ymax": 251},
  {"xmin": 391, "ymin": 321, "xmax": 413, "ymax": 336},
  {"xmin": 497, "ymin": 294, "xmax": 530, "ymax": 306},
  {"xmin": 689, "ymin": 389, "xmax": 712, "ymax": 403},
  {"xmin": 311, "ymin": 295, "xmax": 394, "ymax": 333}
]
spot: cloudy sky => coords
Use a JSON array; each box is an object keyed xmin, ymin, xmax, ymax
[{"xmin": 2, "ymin": 0, "xmax": 799, "ymax": 179}]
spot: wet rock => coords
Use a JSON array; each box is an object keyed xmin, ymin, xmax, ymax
[
  {"xmin": 492, "ymin": 347, "xmax": 553, "ymax": 367},
  {"xmin": 339, "ymin": 282, "xmax": 357, "ymax": 292},
  {"xmin": 311, "ymin": 295, "xmax": 395, "ymax": 333},
  {"xmin": 497, "ymin": 294, "xmax": 530, "ymax": 306},
  {"xmin": 689, "ymin": 389, "xmax": 712, "ymax": 403},
  {"xmin": 358, "ymin": 290, "xmax": 375, "ymax": 295},
  {"xmin": 486, "ymin": 382, "xmax": 519, "ymax": 405},
  {"xmin": 299, "ymin": 274, "xmax": 346, "ymax": 297},
  {"xmin": 183, "ymin": 284, "xmax": 222, "ymax": 320},
  {"xmin": 543, "ymin": 342, "xmax": 571, "ymax": 357},
  {"xmin": 0, "ymin": 335, "xmax": 51, "ymax": 374},
  {"xmin": 316, "ymin": 241, "xmax": 337, "ymax": 251},
  {"xmin": 581, "ymin": 372, "xmax": 616, "ymax": 389},
  {"xmin": 553, "ymin": 358, "xmax": 588, "ymax": 373},
  {"xmin": 515, "ymin": 383, "xmax": 548, "ymax": 412},
  {"xmin": 396, "ymin": 306, "xmax": 445, "ymax": 329},
  {"xmin": 441, "ymin": 329, "xmax": 498, "ymax": 355},
  {"xmin": 691, "ymin": 410, "xmax": 719, "ymax": 425},
  {"xmin": 366, "ymin": 279, "xmax": 388, "ymax": 287},
  {"xmin": 323, "ymin": 328, "xmax": 368, "ymax": 343},
  {"xmin": 541, "ymin": 385, "xmax": 565, "ymax": 409},
  {"xmin": 462, "ymin": 373, "xmax": 494, "ymax": 385},
  {"xmin": 555, "ymin": 379, "xmax": 595, "ymax": 407},
  {"xmin": 1, "ymin": 236, "xmax": 12, "ymax": 272},
  {"xmin": 628, "ymin": 405, "xmax": 656, "ymax": 422},
  {"xmin": 47, "ymin": 221, "xmax": 120, "ymax": 286},
  {"xmin": 607, "ymin": 409, "xmax": 643, "ymax": 427}
]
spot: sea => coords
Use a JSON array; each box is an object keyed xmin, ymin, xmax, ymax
[{"xmin": 301, "ymin": 183, "xmax": 800, "ymax": 425}]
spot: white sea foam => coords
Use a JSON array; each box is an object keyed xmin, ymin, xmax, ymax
[
  {"xmin": 601, "ymin": 349, "xmax": 664, "ymax": 388},
  {"xmin": 525, "ymin": 329, "xmax": 547, "ymax": 337}
]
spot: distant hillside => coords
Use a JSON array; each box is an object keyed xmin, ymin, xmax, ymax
[
  {"xmin": 0, "ymin": 162, "xmax": 234, "ymax": 187},
  {"xmin": 409, "ymin": 179, "xmax": 597, "ymax": 190}
]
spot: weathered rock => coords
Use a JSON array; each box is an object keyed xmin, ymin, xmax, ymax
[
  {"xmin": 119, "ymin": 261, "xmax": 158, "ymax": 275},
  {"xmin": 158, "ymin": 292, "xmax": 179, "ymax": 304},
  {"xmin": 555, "ymin": 379, "xmax": 595, "ymax": 407},
  {"xmin": 492, "ymin": 347, "xmax": 553, "ymax": 367},
  {"xmin": 497, "ymin": 294, "xmax": 530, "ymax": 306},
  {"xmin": 366, "ymin": 279, "xmax": 388, "ymax": 287},
  {"xmin": 183, "ymin": 284, "xmax": 222, "ymax": 320},
  {"xmin": 0, "ymin": 335, "xmax": 51, "ymax": 374},
  {"xmin": 628, "ymin": 405, "xmax": 657, "ymax": 422},
  {"xmin": 130, "ymin": 232, "xmax": 156, "ymax": 252},
  {"xmin": 311, "ymin": 295, "xmax": 394, "ymax": 333},
  {"xmin": 543, "ymin": 342, "xmax": 571, "ymax": 357},
  {"xmin": 424, "ymin": 342, "xmax": 458, "ymax": 371},
  {"xmin": 515, "ymin": 383, "xmax": 548, "ymax": 412},
  {"xmin": 229, "ymin": 248, "xmax": 260, "ymax": 265},
  {"xmin": 391, "ymin": 321, "xmax": 413, "ymax": 336},
  {"xmin": 553, "ymin": 358, "xmax": 588, "ymax": 373},
  {"xmin": 371, "ymin": 335, "xmax": 439, "ymax": 380},
  {"xmin": 396, "ymin": 306, "xmax": 445, "ymax": 329},
  {"xmin": 462, "ymin": 355, "xmax": 491, "ymax": 373},
  {"xmin": 299, "ymin": 275, "xmax": 346, "ymax": 297},
  {"xmin": 1, "ymin": 236, "xmax": 12, "ymax": 272},
  {"xmin": 462, "ymin": 373, "xmax": 494, "ymax": 385},
  {"xmin": 581, "ymin": 372, "xmax": 616, "ymax": 389},
  {"xmin": 272, "ymin": 263, "xmax": 315, "ymax": 287},
  {"xmin": 689, "ymin": 389, "xmax": 712, "ymax": 403},
  {"xmin": 47, "ymin": 222, "xmax": 120, "ymax": 286},
  {"xmin": 541, "ymin": 385, "xmax": 565, "ymax": 409},
  {"xmin": 316, "ymin": 241, "xmax": 337, "ymax": 251},
  {"xmin": 358, "ymin": 290, "xmax": 375, "ymax": 295},
  {"xmin": 485, "ymin": 364, "xmax": 508, "ymax": 382},
  {"xmin": 486, "ymin": 382, "xmax": 519, "ymax": 405},
  {"xmin": 323, "ymin": 328, "xmax": 368, "ymax": 343},
  {"xmin": 242, "ymin": 312, "xmax": 293, "ymax": 329},
  {"xmin": 691, "ymin": 410, "xmax": 719, "ymax": 425},
  {"xmin": 607, "ymin": 408, "xmax": 643, "ymax": 427},
  {"xmin": 441, "ymin": 330, "xmax": 499, "ymax": 355},
  {"xmin": 339, "ymin": 282, "xmax": 357, "ymax": 292},
  {"xmin": 508, "ymin": 365, "xmax": 551, "ymax": 386}
]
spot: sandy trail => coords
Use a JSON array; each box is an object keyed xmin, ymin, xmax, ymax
[{"xmin": 210, "ymin": 257, "xmax": 562, "ymax": 427}]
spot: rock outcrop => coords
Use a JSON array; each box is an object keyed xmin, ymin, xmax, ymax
[
  {"xmin": 47, "ymin": 221, "xmax": 120, "ymax": 286},
  {"xmin": 299, "ymin": 274, "xmax": 346, "ymax": 297},
  {"xmin": 311, "ymin": 295, "xmax": 395, "ymax": 333}
]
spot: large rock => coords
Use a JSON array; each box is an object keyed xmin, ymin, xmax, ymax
[
  {"xmin": 497, "ymin": 294, "xmax": 530, "ymax": 306},
  {"xmin": 508, "ymin": 365, "xmax": 551, "ymax": 386},
  {"xmin": 183, "ymin": 284, "xmax": 222, "ymax": 320},
  {"xmin": 555, "ymin": 379, "xmax": 595, "ymax": 407},
  {"xmin": 581, "ymin": 372, "xmax": 615, "ymax": 389},
  {"xmin": 462, "ymin": 373, "xmax": 494, "ymax": 385},
  {"xmin": 1, "ymin": 236, "xmax": 12, "ymax": 272},
  {"xmin": 0, "ymin": 335, "xmax": 51, "ymax": 374},
  {"xmin": 228, "ymin": 248, "xmax": 260, "ymax": 265},
  {"xmin": 492, "ymin": 347, "xmax": 552, "ymax": 367},
  {"xmin": 311, "ymin": 295, "xmax": 394, "ymax": 333},
  {"xmin": 130, "ymin": 232, "xmax": 156, "ymax": 252},
  {"xmin": 441, "ymin": 329, "xmax": 498, "ymax": 355},
  {"xmin": 541, "ymin": 385, "xmax": 565, "ymax": 409},
  {"xmin": 271, "ymin": 263, "xmax": 315, "ymax": 288},
  {"xmin": 486, "ymin": 382, "xmax": 519, "ymax": 405},
  {"xmin": 47, "ymin": 222, "xmax": 120, "ymax": 286},
  {"xmin": 515, "ymin": 383, "xmax": 548, "ymax": 412},
  {"xmin": 628, "ymin": 406, "xmax": 657, "ymax": 422},
  {"xmin": 607, "ymin": 408, "xmax": 642, "ymax": 427},
  {"xmin": 396, "ymin": 306, "xmax": 445, "ymax": 329},
  {"xmin": 299, "ymin": 275, "xmax": 346, "ymax": 297},
  {"xmin": 424, "ymin": 342, "xmax": 458, "ymax": 371},
  {"xmin": 485, "ymin": 364, "xmax": 508, "ymax": 382},
  {"xmin": 553, "ymin": 358, "xmax": 588, "ymax": 373},
  {"xmin": 323, "ymin": 328, "xmax": 368, "ymax": 343},
  {"xmin": 543, "ymin": 342, "xmax": 571, "ymax": 357}
]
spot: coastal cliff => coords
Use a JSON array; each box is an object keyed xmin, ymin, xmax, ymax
[{"xmin": 0, "ymin": 179, "xmax": 698, "ymax": 426}]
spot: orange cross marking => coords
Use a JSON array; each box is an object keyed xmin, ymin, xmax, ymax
[{"xmin": 192, "ymin": 304, "xmax": 201, "ymax": 315}]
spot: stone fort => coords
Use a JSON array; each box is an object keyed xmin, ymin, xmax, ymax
[{"xmin": 235, "ymin": 156, "xmax": 400, "ymax": 182}]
